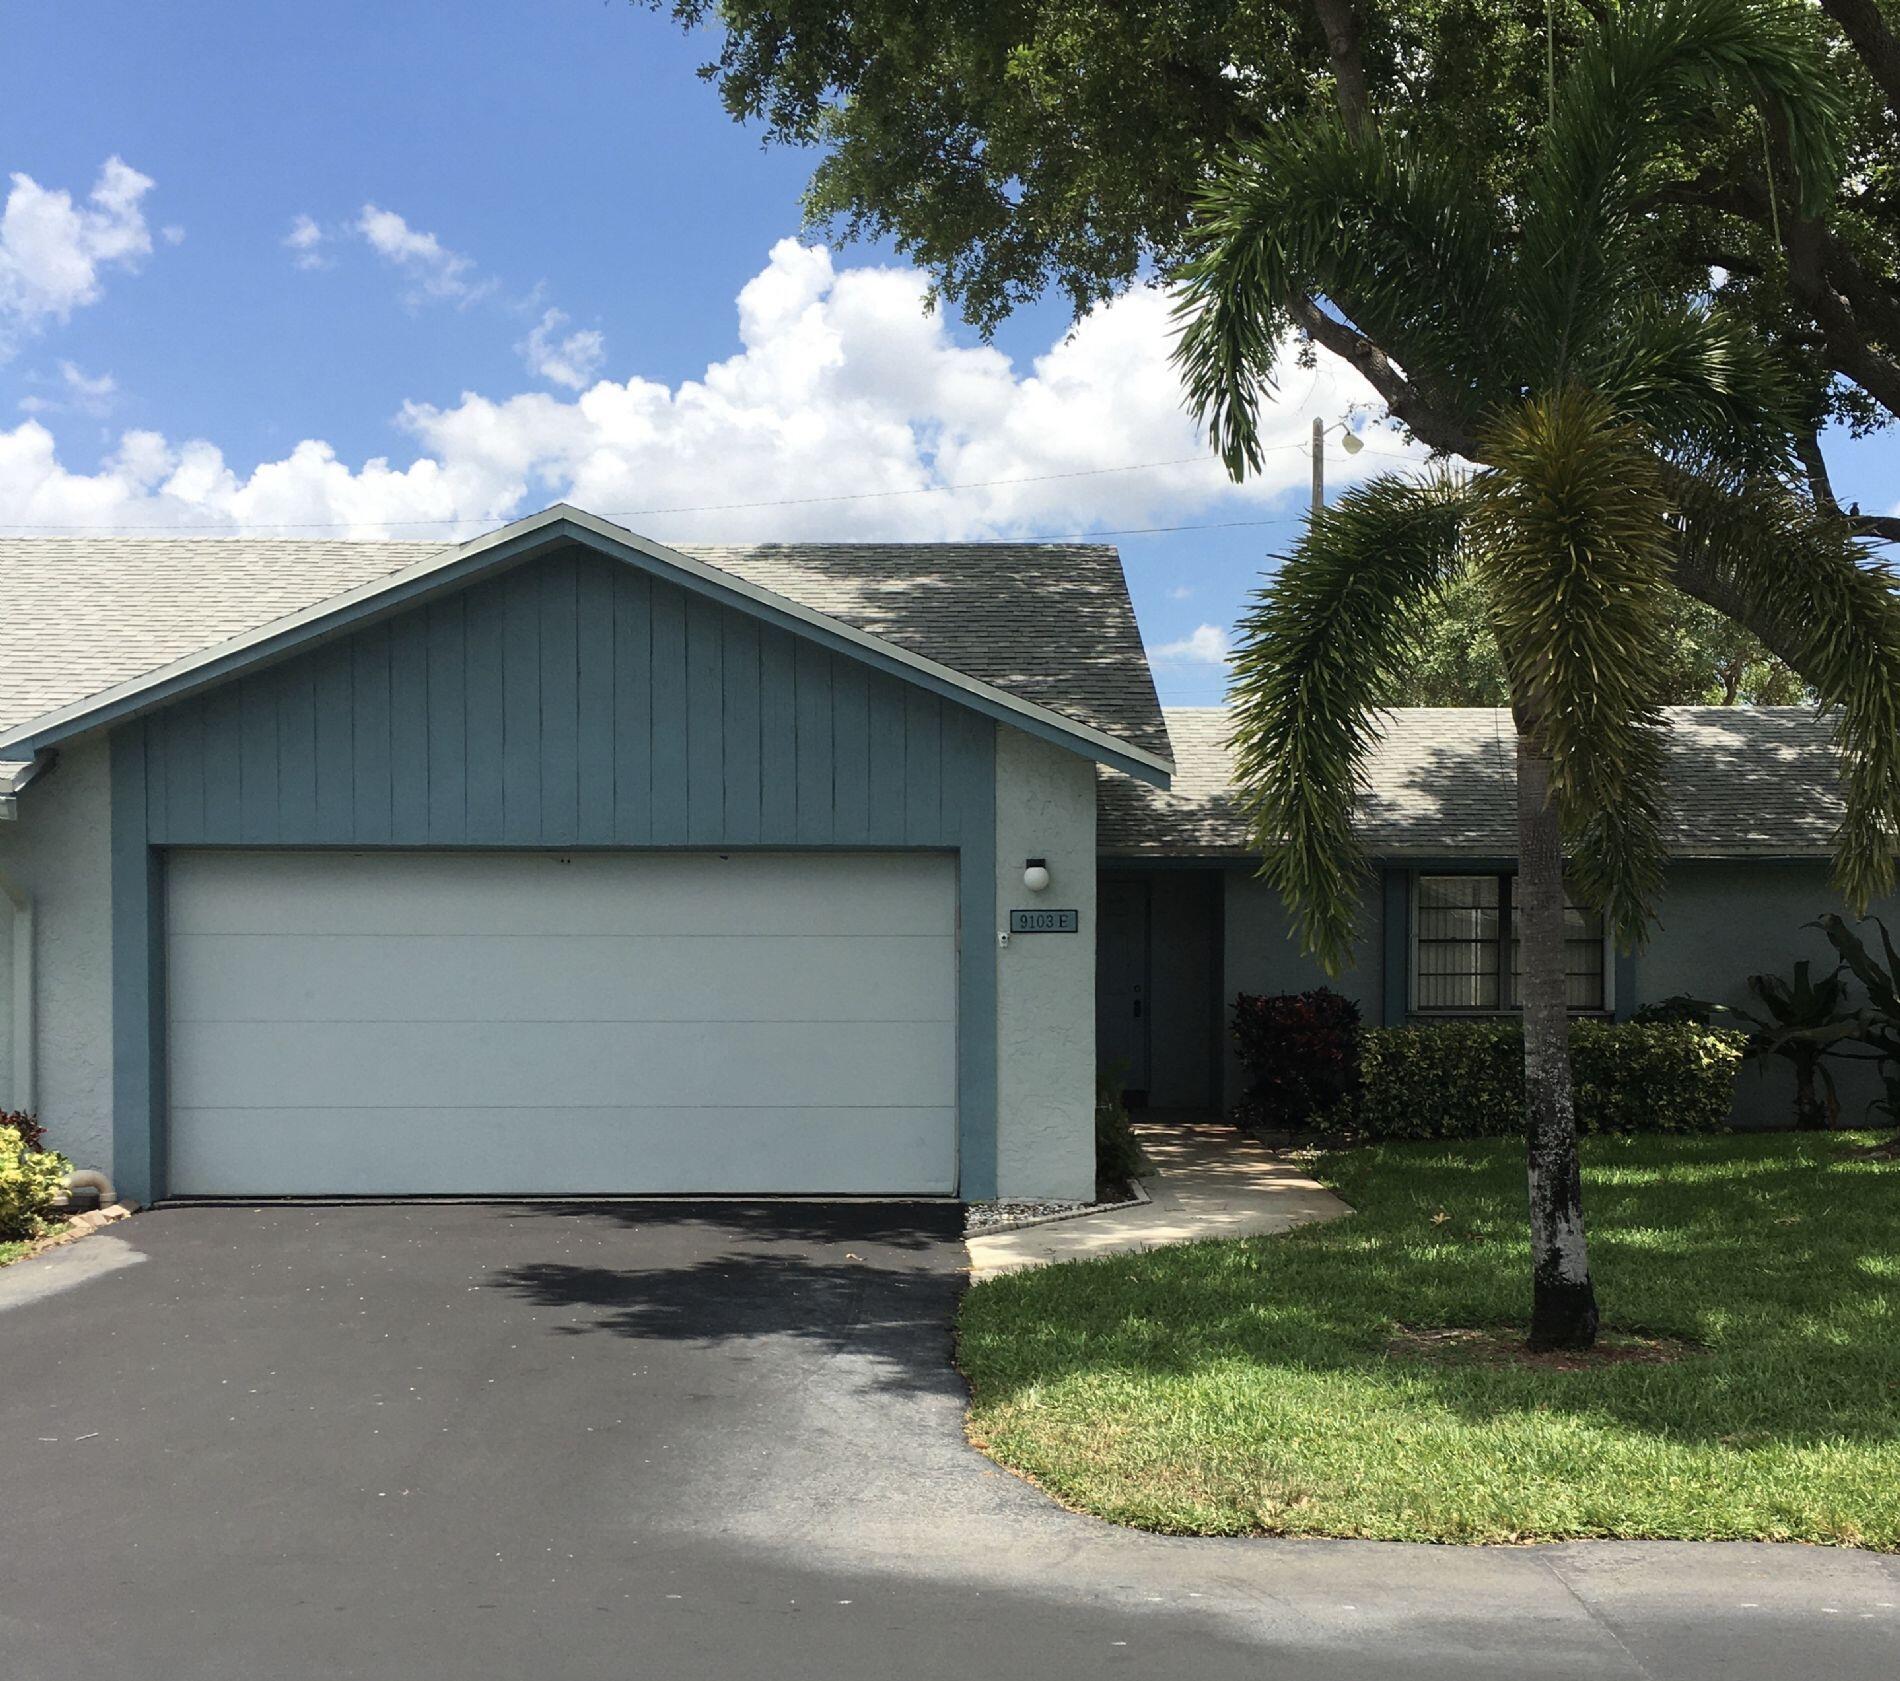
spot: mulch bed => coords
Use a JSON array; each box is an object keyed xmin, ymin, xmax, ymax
[{"xmin": 1386, "ymin": 1323, "xmax": 1704, "ymax": 1374}]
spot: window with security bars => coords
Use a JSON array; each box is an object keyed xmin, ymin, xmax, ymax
[{"xmin": 1413, "ymin": 874, "xmax": 1607, "ymax": 1014}]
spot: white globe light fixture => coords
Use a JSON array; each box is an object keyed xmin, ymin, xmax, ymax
[{"xmin": 1022, "ymin": 857, "xmax": 1051, "ymax": 893}]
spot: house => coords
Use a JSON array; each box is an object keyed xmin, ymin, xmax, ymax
[
  {"xmin": 0, "ymin": 505, "xmax": 1881, "ymax": 1205},
  {"xmin": 1098, "ymin": 705, "xmax": 1894, "ymax": 1128},
  {"xmin": 0, "ymin": 506, "xmax": 1169, "ymax": 1205}
]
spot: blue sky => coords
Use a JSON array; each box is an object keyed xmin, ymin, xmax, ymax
[{"xmin": 2, "ymin": 0, "xmax": 1894, "ymax": 708}]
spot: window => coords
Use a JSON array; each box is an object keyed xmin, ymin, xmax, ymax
[{"xmin": 1412, "ymin": 874, "xmax": 1607, "ymax": 1014}]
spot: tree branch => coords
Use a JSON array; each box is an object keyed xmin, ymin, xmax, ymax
[
  {"xmin": 1795, "ymin": 426, "xmax": 1840, "ymax": 508},
  {"xmin": 1310, "ymin": 0, "xmax": 1372, "ymax": 137},
  {"xmin": 1820, "ymin": 0, "xmax": 1900, "ymax": 119},
  {"xmin": 1286, "ymin": 294, "xmax": 1481, "ymax": 458}
]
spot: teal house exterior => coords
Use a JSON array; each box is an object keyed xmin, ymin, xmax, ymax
[
  {"xmin": 1, "ymin": 505, "xmax": 1885, "ymax": 1205},
  {"xmin": 0, "ymin": 507, "xmax": 1167, "ymax": 1205}
]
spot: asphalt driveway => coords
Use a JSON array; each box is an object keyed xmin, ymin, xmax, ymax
[{"xmin": 2, "ymin": 1204, "xmax": 1895, "ymax": 1681}]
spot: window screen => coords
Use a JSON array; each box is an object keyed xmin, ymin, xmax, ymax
[
  {"xmin": 1415, "ymin": 875, "xmax": 1502, "ymax": 1010},
  {"xmin": 1414, "ymin": 874, "xmax": 1606, "ymax": 1013}
]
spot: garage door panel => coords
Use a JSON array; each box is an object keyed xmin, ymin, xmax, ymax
[
  {"xmin": 167, "ymin": 851, "xmax": 953, "ymax": 938},
  {"xmin": 169, "ymin": 1107, "xmax": 958, "ymax": 1197},
  {"xmin": 166, "ymin": 850, "xmax": 959, "ymax": 1195},
  {"xmin": 171, "ymin": 1018, "xmax": 956, "ymax": 1109},
  {"xmin": 168, "ymin": 933, "xmax": 957, "ymax": 1025}
]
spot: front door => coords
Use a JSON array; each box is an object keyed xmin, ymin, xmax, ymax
[{"xmin": 1095, "ymin": 878, "xmax": 1151, "ymax": 1102}]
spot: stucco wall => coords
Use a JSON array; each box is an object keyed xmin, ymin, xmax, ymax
[
  {"xmin": 1638, "ymin": 861, "xmax": 1898, "ymax": 1129},
  {"xmin": 1221, "ymin": 870, "xmax": 1384, "ymax": 1108},
  {"xmin": 0, "ymin": 741, "xmax": 114, "ymax": 1170},
  {"xmin": 993, "ymin": 724, "xmax": 1097, "ymax": 1200}
]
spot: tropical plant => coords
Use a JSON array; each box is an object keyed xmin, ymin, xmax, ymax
[
  {"xmin": 1816, "ymin": 913, "xmax": 1900, "ymax": 1129},
  {"xmin": 1172, "ymin": 0, "xmax": 1900, "ymax": 1349},
  {"xmin": 1715, "ymin": 962, "xmax": 1861, "ymax": 1129}
]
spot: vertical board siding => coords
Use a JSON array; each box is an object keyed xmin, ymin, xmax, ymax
[
  {"xmin": 611, "ymin": 567, "xmax": 652, "ymax": 843},
  {"xmin": 500, "ymin": 569, "xmax": 542, "ymax": 845},
  {"xmin": 136, "ymin": 547, "xmax": 991, "ymax": 854},
  {"xmin": 463, "ymin": 583, "xmax": 506, "ymax": 843},
  {"xmin": 685, "ymin": 597, "xmax": 724, "ymax": 844},
  {"xmin": 425, "ymin": 596, "xmax": 468, "ymax": 839},
  {"xmin": 351, "ymin": 625, "xmax": 394, "ymax": 844},
  {"xmin": 388, "ymin": 616, "xmax": 431, "ymax": 841},
  {"xmin": 538, "ymin": 555, "xmax": 581, "ymax": 844},
  {"xmin": 575, "ymin": 561, "xmax": 616, "ymax": 841}
]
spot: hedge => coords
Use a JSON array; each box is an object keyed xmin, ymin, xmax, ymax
[{"xmin": 1350, "ymin": 1021, "xmax": 1747, "ymax": 1139}]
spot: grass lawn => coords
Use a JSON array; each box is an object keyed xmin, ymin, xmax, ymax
[
  {"xmin": 0, "ymin": 1238, "xmax": 31, "ymax": 1268},
  {"xmin": 960, "ymin": 1131, "xmax": 1900, "ymax": 1546}
]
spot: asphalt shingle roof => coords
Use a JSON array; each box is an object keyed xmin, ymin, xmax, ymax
[
  {"xmin": 1099, "ymin": 705, "xmax": 1850, "ymax": 858},
  {"xmin": 0, "ymin": 527, "xmax": 1168, "ymax": 759}
]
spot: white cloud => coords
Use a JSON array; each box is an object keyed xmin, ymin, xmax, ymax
[
  {"xmin": 161, "ymin": 225, "xmax": 186, "ymax": 247},
  {"xmin": 18, "ymin": 360, "xmax": 118, "ymax": 418},
  {"xmin": 1149, "ymin": 624, "xmax": 1231, "ymax": 665},
  {"xmin": 1168, "ymin": 584, "xmax": 1195, "ymax": 600},
  {"xmin": 0, "ymin": 237, "xmax": 1401, "ymax": 540},
  {"xmin": 284, "ymin": 214, "xmax": 326, "ymax": 269},
  {"xmin": 356, "ymin": 205, "xmax": 488, "ymax": 304},
  {"xmin": 0, "ymin": 157, "xmax": 155, "ymax": 352},
  {"xmin": 520, "ymin": 308, "xmax": 606, "ymax": 390}
]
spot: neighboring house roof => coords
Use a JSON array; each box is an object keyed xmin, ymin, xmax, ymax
[
  {"xmin": 0, "ymin": 505, "xmax": 1171, "ymax": 777},
  {"xmin": 1100, "ymin": 705, "xmax": 1850, "ymax": 859}
]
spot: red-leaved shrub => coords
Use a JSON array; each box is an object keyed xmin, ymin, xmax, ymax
[
  {"xmin": 1230, "ymin": 989, "xmax": 1361, "ymax": 1131},
  {"xmin": 0, "ymin": 1110, "xmax": 46, "ymax": 1151}
]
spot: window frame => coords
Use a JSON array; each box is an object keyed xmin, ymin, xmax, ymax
[{"xmin": 1406, "ymin": 870, "xmax": 1614, "ymax": 1018}]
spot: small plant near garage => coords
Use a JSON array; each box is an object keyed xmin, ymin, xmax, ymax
[{"xmin": 0, "ymin": 1111, "xmax": 71, "ymax": 1250}]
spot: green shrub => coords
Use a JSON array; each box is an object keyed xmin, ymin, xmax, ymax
[
  {"xmin": 0, "ymin": 1122, "xmax": 70, "ymax": 1242},
  {"xmin": 1353, "ymin": 1021, "xmax": 1746, "ymax": 1139},
  {"xmin": 1095, "ymin": 1066, "xmax": 1151, "ymax": 1188}
]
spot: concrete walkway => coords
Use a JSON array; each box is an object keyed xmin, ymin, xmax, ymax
[{"xmin": 966, "ymin": 1118, "xmax": 1352, "ymax": 1278}]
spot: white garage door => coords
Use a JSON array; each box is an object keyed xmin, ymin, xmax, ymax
[{"xmin": 165, "ymin": 850, "xmax": 958, "ymax": 1196}]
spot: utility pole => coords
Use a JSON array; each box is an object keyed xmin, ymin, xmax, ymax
[{"xmin": 1311, "ymin": 414, "xmax": 1324, "ymax": 512}]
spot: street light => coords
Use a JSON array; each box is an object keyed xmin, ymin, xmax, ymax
[{"xmin": 1310, "ymin": 416, "xmax": 1365, "ymax": 511}]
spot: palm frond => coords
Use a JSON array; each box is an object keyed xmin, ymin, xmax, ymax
[
  {"xmin": 1172, "ymin": 122, "xmax": 1503, "ymax": 474},
  {"xmin": 1581, "ymin": 298, "xmax": 1799, "ymax": 465},
  {"xmin": 1671, "ymin": 472, "xmax": 1900, "ymax": 909},
  {"xmin": 1228, "ymin": 472, "xmax": 1471, "ymax": 970},
  {"xmin": 1472, "ymin": 389, "xmax": 1674, "ymax": 943}
]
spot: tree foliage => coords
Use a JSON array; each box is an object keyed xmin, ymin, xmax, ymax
[
  {"xmin": 1399, "ymin": 566, "xmax": 1806, "ymax": 706},
  {"xmin": 644, "ymin": 0, "xmax": 1900, "ymax": 532}
]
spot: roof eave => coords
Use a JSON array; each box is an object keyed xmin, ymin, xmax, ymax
[{"xmin": 0, "ymin": 505, "xmax": 1175, "ymax": 786}]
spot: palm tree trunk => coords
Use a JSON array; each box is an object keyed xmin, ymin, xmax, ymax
[{"xmin": 1516, "ymin": 730, "xmax": 1601, "ymax": 1351}]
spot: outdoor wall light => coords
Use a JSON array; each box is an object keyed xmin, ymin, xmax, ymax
[{"xmin": 1022, "ymin": 857, "xmax": 1051, "ymax": 892}]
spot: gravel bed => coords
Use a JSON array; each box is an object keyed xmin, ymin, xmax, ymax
[{"xmin": 964, "ymin": 1179, "xmax": 1148, "ymax": 1236}]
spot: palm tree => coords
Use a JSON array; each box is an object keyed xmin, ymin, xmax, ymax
[{"xmin": 1172, "ymin": 0, "xmax": 1900, "ymax": 1349}]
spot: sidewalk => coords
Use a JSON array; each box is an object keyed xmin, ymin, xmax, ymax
[{"xmin": 966, "ymin": 1118, "xmax": 1353, "ymax": 1279}]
